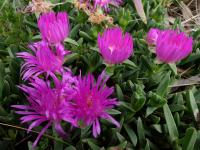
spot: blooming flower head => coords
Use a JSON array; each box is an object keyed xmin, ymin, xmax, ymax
[
  {"xmin": 94, "ymin": 0, "xmax": 122, "ymax": 11},
  {"xmin": 17, "ymin": 41, "xmax": 69, "ymax": 80},
  {"xmin": 146, "ymin": 28, "xmax": 160, "ymax": 45},
  {"xmin": 156, "ymin": 29, "xmax": 193, "ymax": 63},
  {"xmin": 72, "ymin": 71, "xmax": 120, "ymax": 137},
  {"xmin": 12, "ymin": 77, "xmax": 75, "ymax": 147},
  {"xmin": 54, "ymin": 71, "xmax": 78, "ymax": 100},
  {"xmin": 98, "ymin": 27, "xmax": 133, "ymax": 64},
  {"xmin": 38, "ymin": 12, "xmax": 70, "ymax": 44}
]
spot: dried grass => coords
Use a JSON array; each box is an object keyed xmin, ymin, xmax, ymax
[{"xmin": 167, "ymin": 0, "xmax": 200, "ymax": 33}]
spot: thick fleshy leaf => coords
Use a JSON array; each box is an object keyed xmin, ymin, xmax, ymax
[
  {"xmin": 163, "ymin": 104, "xmax": 179, "ymax": 141},
  {"xmin": 137, "ymin": 117, "xmax": 145, "ymax": 144},
  {"xmin": 156, "ymin": 71, "xmax": 171, "ymax": 97},
  {"xmin": 124, "ymin": 124, "xmax": 137, "ymax": 146},
  {"xmin": 186, "ymin": 90, "xmax": 199, "ymax": 121},
  {"xmin": 182, "ymin": 127, "xmax": 197, "ymax": 150}
]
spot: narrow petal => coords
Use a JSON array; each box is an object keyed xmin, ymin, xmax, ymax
[
  {"xmin": 28, "ymin": 118, "xmax": 48, "ymax": 133},
  {"xmin": 20, "ymin": 115, "xmax": 42, "ymax": 123},
  {"xmin": 54, "ymin": 122, "xmax": 67, "ymax": 138},
  {"xmin": 92, "ymin": 122, "xmax": 98, "ymax": 138},
  {"xmin": 15, "ymin": 111, "xmax": 38, "ymax": 115},
  {"xmin": 101, "ymin": 114, "xmax": 120, "ymax": 128},
  {"xmin": 33, "ymin": 121, "xmax": 52, "ymax": 147},
  {"xmin": 11, "ymin": 105, "xmax": 33, "ymax": 110},
  {"xmin": 95, "ymin": 119, "xmax": 101, "ymax": 135}
]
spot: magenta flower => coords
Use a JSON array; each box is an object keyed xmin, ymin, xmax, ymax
[
  {"xmin": 71, "ymin": 71, "xmax": 120, "ymax": 137},
  {"xmin": 12, "ymin": 78, "xmax": 75, "ymax": 147},
  {"xmin": 38, "ymin": 12, "xmax": 70, "ymax": 44},
  {"xmin": 54, "ymin": 71, "xmax": 78, "ymax": 100},
  {"xmin": 156, "ymin": 30, "xmax": 193, "ymax": 63},
  {"xmin": 94, "ymin": 0, "xmax": 122, "ymax": 11},
  {"xmin": 17, "ymin": 41, "xmax": 69, "ymax": 80},
  {"xmin": 146, "ymin": 28, "xmax": 160, "ymax": 45},
  {"xmin": 98, "ymin": 27, "xmax": 133, "ymax": 64}
]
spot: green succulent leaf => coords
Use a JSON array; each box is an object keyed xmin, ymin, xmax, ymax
[{"xmin": 163, "ymin": 104, "xmax": 179, "ymax": 141}]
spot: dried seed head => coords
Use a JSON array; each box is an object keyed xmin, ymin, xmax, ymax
[
  {"xmin": 24, "ymin": 0, "xmax": 53, "ymax": 14},
  {"xmin": 88, "ymin": 11, "xmax": 113, "ymax": 24},
  {"xmin": 74, "ymin": 0, "xmax": 91, "ymax": 15},
  {"xmin": 73, "ymin": 0, "xmax": 113, "ymax": 25},
  {"xmin": 89, "ymin": 13, "xmax": 106, "ymax": 24}
]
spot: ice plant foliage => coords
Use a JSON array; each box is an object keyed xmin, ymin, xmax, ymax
[
  {"xmin": 146, "ymin": 28, "xmax": 160, "ymax": 45},
  {"xmin": 12, "ymin": 77, "xmax": 75, "ymax": 147},
  {"xmin": 156, "ymin": 29, "xmax": 193, "ymax": 63},
  {"xmin": 72, "ymin": 71, "xmax": 120, "ymax": 137},
  {"xmin": 98, "ymin": 27, "xmax": 133, "ymax": 64},
  {"xmin": 38, "ymin": 12, "xmax": 70, "ymax": 44},
  {"xmin": 17, "ymin": 42, "xmax": 69, "ymax": 80}
]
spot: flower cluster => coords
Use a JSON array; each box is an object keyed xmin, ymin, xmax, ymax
[
  {"xmin": 13, "ymin": 12, "xmax": 121, "ymax": 147},
  {"xmin": 13, "ymin": 10, "xmax": 193, "ymax": 147},
  {"xmin": 147, "ymin": 28, "xmax": 193, "ymax": 63}
]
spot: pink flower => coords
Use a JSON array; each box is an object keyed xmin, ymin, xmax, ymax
[
  {"xmin": 94, "ymin": 0, "xmax": 122, "ymax": 11},
  {"xmin": 146, "ymin": 28, "xmax": 160, "ymax": 45},
  {"xmin": 156, "ymin": 30, "xmax": 193, "ymax": 63},
  {"xmin": 72, "ymin": 71, "xmax": 120, "ymax": 137},
  {"xmin": 98, "ymin": 27, "xmax": 133, "ymax": 64},
  {"xmin": 12, "ymin": 77, "xmax": 75, "ymax": 147},
  {"xmin": 38, "ymin": 12, "xmax": 70, "ymax": 44},
  {"xmin": 54, "ymin": 71, "xmax": 79, "ymax": 100},
  {"xmin": 17, "ymin": 41, "xmax": 69, "ymax": 80}
]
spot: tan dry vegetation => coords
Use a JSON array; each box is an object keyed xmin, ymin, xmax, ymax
[{"xmin": 167, "ymin": 0, "xmax": 200, "ymax": 34}]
